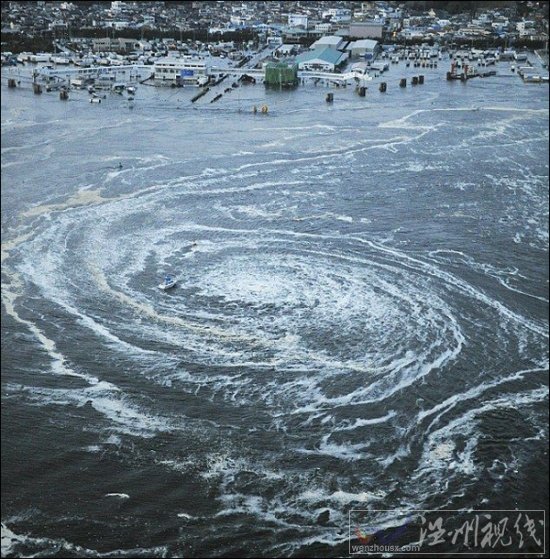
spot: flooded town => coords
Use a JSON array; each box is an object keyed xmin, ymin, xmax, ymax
[{"xmin": 2, "ymin": 1, "xmax": 549, "ymax": 98}]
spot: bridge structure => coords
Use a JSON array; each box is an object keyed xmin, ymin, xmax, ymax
[
  {"xmin": 19, "ymin": 62, "xmax": 374, "ymax": 91},
  {"xmin": 300, "ymin": 70, "xmax": 373, "ymax": 84},
  {"xmin": 210, "ymin": 65, "xmax": 374, "ymax": 85}
]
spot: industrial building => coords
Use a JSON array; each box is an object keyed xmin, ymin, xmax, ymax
[
  {"xmin": 264, "ymin": 62, "xmax": 298, "ymax": 87},
  {"xmin": 346, "ymin": 39, "xmax": 380, "ymax": 59},
  {"xmin": 310, "ymin": 35, "xmax": 346, "ymax": 52},
  {"xmin": 294, "ymin": 48, "xmax": 348, "ymax": 72},
  {"xmin": 348, "ymin": 21, "xmax": 384, "ymax": 39},
  {"xmin": 153, "ymin": 56, "xmax": 209, "ymax": 85}
]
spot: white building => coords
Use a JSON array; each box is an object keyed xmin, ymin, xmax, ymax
[
  {"xmin": 346, "ymin": 39, "xmax": 379, "ymax": 58},
  {"xmin": 310, "ymin": 35, "xmax": 346, "ymax": 51},
  {"xmin": 111, "ymin": 1, "xmax": 125, "ymax": 13},
  {"xmin": 516, "ymin": 20, "xmax": 535, "ymax": 33},
  {"xmin": 314, "ymin": 22, "xmax": 333, "ymax": 34},
  {"xmin": 288, "ymin": 14, "xmax": 308, "ymax": 28},
  {"xmin": 154, "ymin": 56, "xmax": 209, "ymax": 85},
  {"xmin": 322, "ymin": 8, "xmax": 351, "ymax": 23},
  {"xmin": 275, "ymin": 44, "xmax": 297, "ymax": 57},
  {"xmin": 350, "ymin": 61, "xmax": 369, "ymax": 74}
]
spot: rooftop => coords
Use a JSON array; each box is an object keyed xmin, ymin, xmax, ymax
[{"xmin": 295, "ymin": 46, "xmax": 347, "ymax": 66}]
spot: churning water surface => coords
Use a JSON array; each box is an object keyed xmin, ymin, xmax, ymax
[{"xmin": 1, "ymin": 60, "xmax": 549, "ymax": 557}]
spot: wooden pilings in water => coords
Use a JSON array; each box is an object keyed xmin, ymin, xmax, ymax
[
  {"xmin": 379, "ymin": 82, "xmax": 387, "ymax": 92},
  {"xmin": 59, "ymin": 89, "xmax": 69, "ymax": 100},
  {"xmin": 191, "ymin": 87, "xmax": 209, "ymax": 103},
  {"xmin": 358, "ymin": 86, "xmax": 366, "ymax": 97},
  {"xmin": 326, "ymin": 92, "xmax": 334, "ymax": 103},
  {"xmin": 399, "ymin": 78, "xmax": 407, "ymax": 88},
  {"xmin": 409, "ymin": 76, "xmax": 425, "ymax": 86},
  {"xmin": 33, "ymin": 83, "xmax": 42, "ymax": 94},
  {"xmin": 8, "ymin": 79, "xmax": 17, "ymax": 88}
]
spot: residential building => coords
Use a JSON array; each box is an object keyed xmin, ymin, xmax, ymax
[
  {"xmin": 314, "ymin": 22, "xmax": 333, "ymax": 34},
  {"xmin": 92, "ymin": 37, "xmax": 136, "ymax": 53},
  {"xmin": 322, "ymin": 8, "xmax": 351, "ymax": 23},
  {"xmin": 288, "ymin": 14, "xmax": 308, "ymax": 29}
]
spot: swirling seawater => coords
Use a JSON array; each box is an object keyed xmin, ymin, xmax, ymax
[{"xmin": 1, "ymin": 61, "xmax": 548, "ymax": 557}]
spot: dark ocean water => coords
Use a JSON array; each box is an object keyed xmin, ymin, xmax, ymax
[{"xmin": 1, "ymin": 57, "xmax": 549, "ymax": 558}]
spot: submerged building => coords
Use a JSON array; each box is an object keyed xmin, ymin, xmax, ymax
[
  {"xmin": 264, "ymin": 62, "xmax": 298, "ymax": 88},
  {"xmin": 153, "ymin": 56, "xmax": 209, "ymax": 85},
  {"xmin": 294, "ymin": 48, "xmax": 348, "ymax": 72}
]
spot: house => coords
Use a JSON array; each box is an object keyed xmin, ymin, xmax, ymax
[{"xmin": 294, "ymin": 47, "xmax": 348, "ymax": 72}]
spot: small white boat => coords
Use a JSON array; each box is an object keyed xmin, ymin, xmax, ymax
[{"xmin": 158, "ymin": 275, "xmax": 176, "ymax": 290}]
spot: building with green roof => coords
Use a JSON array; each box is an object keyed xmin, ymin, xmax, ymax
[
  {"xmin": 294, "ymin": 48, "xmax": 349, "ymax": 72},
  {"xmin": 264, "ymin": 62, "xmax": 298, "ymax": 88}
]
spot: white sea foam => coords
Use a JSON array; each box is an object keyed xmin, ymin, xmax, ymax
[
  {"xmin": 2, "ymin": 89, "xmax": 547, "ymax": 558},
  {"xmin": 1, "ymin": 522, "xmax": 169, "ymax": 558}
]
